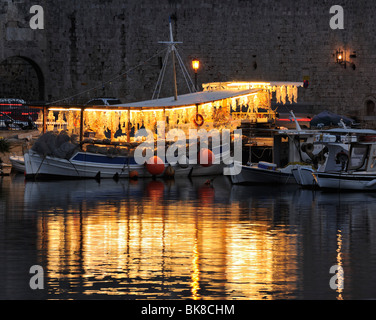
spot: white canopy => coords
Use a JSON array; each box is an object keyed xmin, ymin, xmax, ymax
[{"xmin": 115, "ymin": 89, "xmax": 261, "ymax": 109}]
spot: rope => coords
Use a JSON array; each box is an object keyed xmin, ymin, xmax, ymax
[
  {"xmin": 34, "ymin": 155, "xmax": 46, "ymax": 180},
  {"xmin": 151, "ymin": 45, "xmax": 196, "ymax": 100},
  {"xmin": 175, "ymin": 49, "xmax": 196, "ymax": 92},
  {"xmin": 152, "ymin": 48, "xmax": 171, "ymax": 100},
  {"xmin": 175, "ymin": 51, "xmax": 192, "ymax": 94},
  {"xmin": 251, "ymin": 147, "xmax": 270, "ymax": 159}
]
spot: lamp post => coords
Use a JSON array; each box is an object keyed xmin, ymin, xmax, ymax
[{"xmin": 192, "ymin": 59, "xmax": 200, "ymax": 91}]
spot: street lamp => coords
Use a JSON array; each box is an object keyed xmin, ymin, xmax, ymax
[
  {"xmin": 192, "ymin": 59, "xmax": 200, "ymax": 91},
  {"xmin": 336, "ymin": 50, "xmax": 344, "ymax": 65}
]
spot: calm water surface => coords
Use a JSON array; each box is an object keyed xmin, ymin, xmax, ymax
[{"xmin": 1, "ymin": 173, "xmax": 376, "ymax": 300}]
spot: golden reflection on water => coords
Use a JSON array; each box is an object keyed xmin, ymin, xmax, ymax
[
  {"xmin": 34, "ymin": 179, "xmax": 299, "ymax": 299},
  {"xmin": 191, "ymin": 238, "xmax": 200, "ymax": 300},
  {"xmin": 336, "ymin": 230, "xmax": 344, "ymax": 300}
]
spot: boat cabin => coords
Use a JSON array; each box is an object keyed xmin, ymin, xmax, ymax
[{"xmin": 347, "ymin": 142, "xmax": 376, "ymax": 173}]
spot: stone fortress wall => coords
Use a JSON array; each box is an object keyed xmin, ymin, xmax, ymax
[{"xmin": 1, "ymin": 0, "xmax": 376, "ymax": 125}]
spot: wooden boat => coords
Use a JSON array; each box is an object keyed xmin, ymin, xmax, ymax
[
  {"xmin": 24, "ymin": 140, "xmax": 226, "ymax": 179},
  {"xmin": 25, "ymin": 80, "xmax": 303, "ymax": 180},
  {"xmin": 25, "ymin": 20, "xmax": 302, "ymax": 180}
]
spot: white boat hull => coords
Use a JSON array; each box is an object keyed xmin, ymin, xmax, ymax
[
  {"xmin": 9, "ymin": 156, "xmax": 25, "ymax": 173},
  {"xmin": 230, "ymin": 162, "xmax": 297, "ymax": 185},
  {"xmin": 24, "ymin": 151, "xmax": 225, "ymax": 179},
  {"xmin": 292, "ymin": 166, "xmax": 317, "ymax": 188},
  {"xmin": 314, "ymin": 172, "xmax": 376, "ymax": 191}
]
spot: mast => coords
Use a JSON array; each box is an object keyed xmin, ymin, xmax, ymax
[
  {"xmin": 169, "ymin": 19, "xmax": 178, "ymax": 101},
  {"xmin": 155, "ymin": 17, "xmax": 183, "ymax": 101}
]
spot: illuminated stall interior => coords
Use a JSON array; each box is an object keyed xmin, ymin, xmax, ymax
[{"xmin": 34, "ymin": 81, "xmax": 302, "ymax": 145}]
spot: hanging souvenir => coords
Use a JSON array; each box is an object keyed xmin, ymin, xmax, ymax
[
  {"xmin": 67, "ymin": 111, "xmax": 74, "ymax": 133},
  {"xmin": 281, "ymin": 86, "xmax": 287, "ymax": 105},
  {"xmin": 254, "ymin": 94, "xmax": 260, "ymax": 111},
  {"xmin": 293, "ymin": 86, "xmax": 298, "ymax": 103},
  {"xmin": 231, "ymin": 98, "xmax": 237, "ymax": 112},
  {"xmin": 93, "ymin": 111, "xmax": 101, "ymax": 133},
  {"xmin": 47, "ymin": 111, "xmax": 55, "ymax": 131},
  {"xmin": 170, "ymin": 110, "xmax": 177, "ymax": 128},
  {"xmin": 256, "ymin": 91, "xmax": 267, "ymax": 108},
  {"xmin": 156, "ymin": 110, "xmax": 164, "ymax": 123},
  {"xmin": 56, "ymin": 111, "xmax": 65, "ymax": 132},
  {"xmin": 287, "ymin": 86, "xmax": 293, "ymax": 104},
  {"xmin": 151, "ymin": 111, "xmax": 157, "ymax": 128},
  {"xmin": 130, "ymin": 111, "xmax": 136, "ymax": 129},
  {"xmin": 120, "ymin": 112, "xmax": 128, "ymax": 134},
  {"xmin": 143, "ymin": 111, "xmax": 149, "ymax": 129},
  {"xmin": 37, "ymin": 111, "xmax": 44, "ymax": 132},
  {"xmin": 113, "ymin": 112, "xmax": 120, "ymax": 134},
  {"xmin": 99, "ymin": 111, "xmax": 107, "ymax": 135},
  {"xmin": 276, "ymin": 87, "xmax": 281, "ymax": 103}
]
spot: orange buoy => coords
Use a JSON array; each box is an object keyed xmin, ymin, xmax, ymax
[
  {"xmin": 129, "ymin": 170, "xmax": 139, "ymax": 180},
  {"xmin": 198, "ymin": 148, "xmax": 215, "ymax": 167},
  {"xmin": 146, "ymin": 156, "xmax": 165, "ymax": 176}
]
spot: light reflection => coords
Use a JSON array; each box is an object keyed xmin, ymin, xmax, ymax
[
  {"xmin": 31, "ymin": 178, "xmax": 300, "ymax": 299},
  {"xmin": 191, "ymin": 239, "xmax": 200, "ymax": 300},
  {"xmin": 336, "ymin": 230, "xmax": 344, "ymax": 300}
]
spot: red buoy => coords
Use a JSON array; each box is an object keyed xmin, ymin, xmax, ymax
[
  {"xmin": 146, "ymin": 156, "xmax": 165, "ymax": 176},
  {"xmin": 198, "ymin": 148, "xmax": 215, "ymax": 167}
]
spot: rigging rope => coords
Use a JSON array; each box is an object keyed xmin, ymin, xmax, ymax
[
  {"xmin": 152, "ymin": 48, "xmax": 171, "ymax": 100},
  {"xmin": 48, "ymin": 47, "xmax": 169, "ymax": 106},
  {"xmin": 175, "ymin": 49, "xmax": 196, "ymax": 93}
]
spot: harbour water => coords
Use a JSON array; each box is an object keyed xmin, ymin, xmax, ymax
[{"xmin": 1, "ymin": 174, "xmax": 376, "ymax": 300}]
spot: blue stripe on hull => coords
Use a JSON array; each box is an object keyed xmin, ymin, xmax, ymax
[{"xmin": 72, "ymin": 153, "xmax": 135, "ymax": 165}]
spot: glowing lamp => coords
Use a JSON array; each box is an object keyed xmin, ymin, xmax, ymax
[
  {"xmin": 336, "ymin": 50, "xmax": 344, "ymax": 64},
  {"xmin": 192, "ymin": 59, "xmax": 200, "ymax": 71},
  {"xmin": 192, "ymin": 59, "xmax": 200, "ymax": 91}
]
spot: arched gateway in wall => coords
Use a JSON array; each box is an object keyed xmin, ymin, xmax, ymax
[{"xmin": 0, "ymin": 55, "xmax": 45, "ymax": 102}]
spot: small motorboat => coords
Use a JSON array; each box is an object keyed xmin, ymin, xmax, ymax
[
  {"xmin": 230, "ymin": 161, "xmax": 300, "ymax": 185},
  {"xmin": 313, "ymin": 139, "xmax": 376, "ymax": 191}
]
